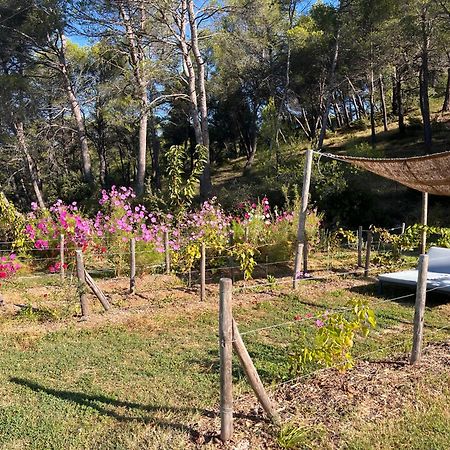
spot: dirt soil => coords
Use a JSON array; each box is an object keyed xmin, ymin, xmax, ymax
[{"xmin": 191, "ymin": 341, "xmax": 450, "ymax": 449}]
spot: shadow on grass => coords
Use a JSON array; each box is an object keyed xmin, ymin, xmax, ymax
[
  {"xmin": 350, "ymin": 282, "xmax": 450, "ymax": 308},
  {"xmin": 10, "ymin": 377, "xmax": 266, "ymax": 429}
]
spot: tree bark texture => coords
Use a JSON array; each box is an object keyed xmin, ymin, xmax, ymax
[
  {"xmin": 58, "ymin": 33, "xmax": 94, "ymax": 184},
  {"xmin": 14, "ymin": 121, "xmax": 46, "ymax": 209},
  {"xmin": 118, "ymin": 1, "xmax": 149, "ymax": 196}
]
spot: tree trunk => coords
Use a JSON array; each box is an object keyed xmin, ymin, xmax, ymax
[
  {"xmin": 14, "ymin": 121, "xmax": 46, "ymax": 209},
  {"xmin": 369, "ymin": 68, "xmax": 376, "ymax": 147},
  {"xmin": 317, "ymin": 28, "xmax": 340, "ymax": 149},
  {"xmin": 419, "ymin": 7, "xmax": 432, "ymax": 153},
  {"xmin": 442, "ymin": 67, "xmax": 450, "ymax": 112},
  {"xmin": 149, "ymin": 112, "xmax": 161, "ymax": 191},
  {"xmin": 392, "ymin": 68, "xmax": 399, "ymax": 115},
  {"xmin": 351, "ymin": 94, "xmax": 360, "ymax": 120},
  {"xmin": 379, "ymin": 74, "xmax": 388, "ymax": 132},
  {"xmin": 58, "ymin": 33, "xmax": 93, "ymax": 184},
  {"xmin": 347, "ymin": 78, "xmax": 365, "ymax": 117},
  {"xmin": 187, "ymin": 0, "xmax": 211, "ymax": 199},
  {"xmin": 395, "ymin": 68, "xmax": 405, "ymax": 135},
  {"xmin": 341, "ymin": 93, "xmax": 350, "ymax": 126},
  {"xmin": 117, "ymin": 2, "xmax": 149, "ymax": 196}
]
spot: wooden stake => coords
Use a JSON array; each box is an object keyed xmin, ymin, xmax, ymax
[
  {"xmin": 219, "ymin": 278, "xmax": 233, "ymax": 442},
  {"xmin": 401, "ymin": 222, "xmax": 406, "ymax": 234},
  {"xmin": 85, "ymin": 271, "xmax": 111, "ymax": 311},
  {"xmin": 232, "ymin": 319, "xmax": 280, "ymax": 425},
  {"xmin": 75, "ymin": 250, "xmax": 89, "ymax": 319},
  {"xmin": 60, "ymin": 234, "xmax": 65, "ymax": 280},
  {"xmin": 292, "ymin": 243, "xmax": 304, "ymax": 289},
  {"xmin": 303, "ymin": 242, "xmax": 309, "ymax": 274},
  {"xmin": 164, "ymin": 230, "xmax": 171, "ymax": 274},
  {"xmin": 364, "ymin": 231, "xmax": 372, "ymax": 277},
  {"xmin": 294, "ymin": 148, "xmax": 313, "ymax": 283},
  {"xmin": 130, "ymin": 237, "xmax": 136, "ymax": 294},
  {"xmin": 357, "ymin": 226, "xmax": 363, "ymax": 267},
  {"xmin": 200, "ymin": 242, "xmax": 206, "ymax": 301},
  {"xmin": 420, "ymin": 192, "xmax": 428, "ymax": 254},
  {"xmin": 411, "ymin": 254, "xmax": 429, "ymax": 365}
]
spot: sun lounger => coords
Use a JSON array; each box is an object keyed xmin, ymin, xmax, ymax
[{"xmin": 378, "ymin": 246, "xmax": 450, "ymax": 294}]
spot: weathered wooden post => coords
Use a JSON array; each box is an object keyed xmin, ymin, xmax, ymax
[
  {"xmin": 200, "ymin": 242, "xmax": 206, "ymax": 301},
  {"xmin": 232, "ymin": 320, "xmax": 280, "ymax": 425},
  {"xmin": 129, "ymin": 237, "xmax": 136, "ymax": 294},
  {"xmin": 420, "ymin": 192, "xmax": 428, "ymax": 254},
  {"xmin": 85, "ymin": 271, "xmax": 111, "ymax": 311},
  {"xmin": 357, "ymin": 226, "xmax": 363, "ymax": 267},
  {"xmin": 164, "ymin": 230, "xmax": 171, "ymax": 274},
  {"xmin": 292, "ymin": 243, "xmax": 304, "ymax": 289},
  {"xmin": 293, "ymin": 148, "xmax": 313, "ymax": 285},
  {"xmin": 219, "ymin": 278, "xmax": 233, "ymax": 442},
  {"xmin": 364, "ymin": 231, "xmax": 372, "ymax": 277},
  {"xmin": 410, "ymin": 254, "xmax": 429, "ymax": 365},
  {"xmin": 75, "ymin": 250, "xmax": 89, "ymax": 319},
  {"xmin": 60, "ymin": 234, "xmax": 65, "ymax": 280}
]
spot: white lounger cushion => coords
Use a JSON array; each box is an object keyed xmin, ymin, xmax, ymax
[{"xmin": 378, "ymin": 246, "xmax": 450, "ymax": 294}]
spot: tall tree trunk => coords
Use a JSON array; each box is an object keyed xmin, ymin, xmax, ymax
[
  {"xmin": 341, "ymin": 93, "xmax": 350, "ymax": 126},
  {"xmin": 347, "ymin": 77, "xmax": 366, "ymax": 117},
  {"xmin": 369, "ymin": 68, "xmax": 376, "ymax": 147},
  {"xmin": 317, "ymin": 28, "xmax": 340, "ymax": 149},
  {"xmin": 379, "ymin": 74, "xmax": 388, "ymax": 132},
  {"xmin": 392, "ymin": 68, "xmax": 399, "ymax": 115},
  {"xmin": 442, "ymin": 66, "xmax": 450, "ymax": 112},
  {"xmin": 58, "ymin": 33, "xmax": 93, "ymax": 184},
  {"xmin": 396, "ymin": 70, "xmax": 405, "ymax": 135},
  {"xmin": 13, "ymin": 121, "xmax": 46, "ymax": 209},
  {"xmin": 149, "ymin": 112, "xmax": 161, "ymax": 191},
  {"xmin": 117, "ymin": 1, "xmax": 149, "ymax": 196},
  {"xmin": 419, "ymin": 7, "xmax": 432, "ymax": 153},
  {"xmin": 333, "ymin": 95, "xmax": 343, "ymax": 127},
  {"xmin": 351, "ymin": 94, "xmax": 360, "ymax": 120},
  {"xmin": 187, "ymin": 0, "xmax": 211, "ymax": 198}
]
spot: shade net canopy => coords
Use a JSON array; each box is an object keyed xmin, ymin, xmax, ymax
[{"xmin": 324, "ymin": 150, "xmax": 450, "ymax": 196}]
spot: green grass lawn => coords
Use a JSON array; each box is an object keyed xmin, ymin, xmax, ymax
[{"xmin": 0, "ymin": 257, "xmax": 449, "ymax": 449}]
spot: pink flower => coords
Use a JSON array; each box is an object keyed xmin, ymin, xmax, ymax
[{"xmin": 315, "ymin": 319, "xmax": 324, "ymax": 328}]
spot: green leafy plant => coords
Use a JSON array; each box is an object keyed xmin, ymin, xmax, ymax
[
  {"xmin": 166, "ymin": 144, "xmax": 208, "ymax": 214},
  {"xmin": 290, "ymin": 298, "xmax": 376, "ymax": 374},
  {"xmin": 231, "ymin": 242, "xmax": 258, "ymax": 280}
]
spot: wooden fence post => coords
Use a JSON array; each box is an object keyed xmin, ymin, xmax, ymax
[
  {"xmin": 200, "ymin": 242, "xmax": 206, "ymax": 301},
  {"xmin": 401, "ymin": 222, "xmax": 406, "ymax": 234},
  {"xmin": 219, "ymin": 278, "xmax": 233, "ymax": 442},
  {"xmin": 75, "ymin": 250, "xmax": 89, "ymax": 319},
  {"xmin": 357, "ymin": 226, "xmax": 363, "ymax": 267},
  {"xmin": 410, "ymin": 254, "xmax": 429, "ymax": 365},
  {"xmin": 85, "ymin": 271, "xmax": 111, "ymax": 311},
  {"xmin": 164, "ymin": 230, "xmax": 171, "ymax": 274},
  {"xmin": 364, "ymin": 231, "xmax": 372, "ymax": 277},
  {"xmin": 292, "ymin": 243, "xmax": 304, "ymax": 289},
  {"xmin": 60, "ymin": 234, "xmax": 65, "ymax": 280},
  {"xmin": 232, "ymin": 319, "xmax": 280, "ymax": 425},
  {"xmin": 129, "ymin": 237, "xmax": 136, "ymax": 294},
  {"xmin": 420, "ymin": 192, "xmax": 428, "ymax": 254}
]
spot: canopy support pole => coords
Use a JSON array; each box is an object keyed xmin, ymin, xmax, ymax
[
  {"xmin": 293, "ymin": 149, "xmax": 313, "ymax": 287},
  {"xmin": 420, "ymin": 192, "xmax": 428, "ymax": 254}
]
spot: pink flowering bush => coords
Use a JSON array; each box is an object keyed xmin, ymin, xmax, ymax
[
  {"xmin": 93, "ymin": 186, "xmax": 164, "ymax": 274},
  {"xmin": 0, "ymin": 254, "xmax": 20, "ymax": 279},
  {"xmin": 171, "ymin": 198, "xmax": 231, "ymax": 272},
  {"xmin": 24, "ymin": 200, "xmax": 94, "ymax": 272}
]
